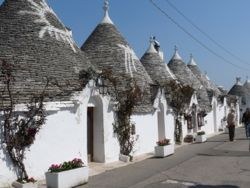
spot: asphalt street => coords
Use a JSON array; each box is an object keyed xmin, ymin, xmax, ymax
[{"xmin": 79, "ymin": 127, "xmax": 250, "ymax": 188}]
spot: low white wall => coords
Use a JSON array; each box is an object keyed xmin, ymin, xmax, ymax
[
  {"xmin": 102, "ymin": 98, "xmax": 119, "ymax": 163},
  {"xmin": 165, "ymin": 111, "xmax": 175, "ymax": 144},
  {"xmin": 0, "ymin": 102, "xmax": 87, "ymax": 186},
  {"xmin": 102, "ymin": 92, "xmax": 175, "ymax": 161},
  {"xmin": 0, "ymin": 83, "xmax": 96, "ymax": 186},
  {"xmin": 132, "ymin": 113, "xmax": 158, "ymax": 156},
  {"xmin": 25, "ymin": 107, "xmax": 86, "ymax": 179},
  {"xmin": 100, "ymin": 111, "xmax": 159, "ymax": 161},
  {"xmin": 203, "ymin": 111, "xmax": 215, "ymax": 135}
]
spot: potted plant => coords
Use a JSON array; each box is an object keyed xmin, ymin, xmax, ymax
[
  {"xmin": 195, "ymin": 131, "xmax": 207, "ymax": 143},
  {"xmin": 12, "ymin": 178, "xmax": 37, "ymax": 188},
  {"xmin": 154, "ymin": 138, "xmax": 174, "ymax": 157},
  {"xmin": 45, "ymin": 158, "xmax": 88, "ymax": 188},
  {"xmin": 184, "ymin": 134, "xmax": 194, "ymax": 143}
]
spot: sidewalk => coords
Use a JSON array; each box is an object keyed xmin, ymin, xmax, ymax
[
  {"xmin": 38, "ymin": 127, "xmax": 249, "ymax": 188},
  {"xmin": 87, "ymin": 131, "xmax": 221, "ymax": 177},
  {"xmin": 78, "ymin": 127, "xmax": 250, "ymax": 188}
]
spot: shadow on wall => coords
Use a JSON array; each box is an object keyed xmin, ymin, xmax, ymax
[{"xmin": 188, "ymin": 185, "xmax": 239, "ymax": 188}]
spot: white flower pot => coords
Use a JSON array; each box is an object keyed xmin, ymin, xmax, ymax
[
  {"xmin": 154, "ymin": 144, "xmax": 174, "ymax": 158},
  {"xmin": 12, "ymin": 181, "xmax": 37, "ymax": 188},
  {"xmin": 45, "ymin": 166, "xmax": 88, "ymax": 188},
  {"xmin": 119, "ymin": 154, "xmax": 130, "ymax": 163},
  {"xmin": 196, "ymin": 135, "xmax": 207, "ymax": 143}
]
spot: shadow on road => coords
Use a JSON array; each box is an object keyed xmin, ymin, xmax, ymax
[
  {"xmin": 198, "ymin": 149, "xmax": 250, "ymax": 157},
  {"xmin": 188, "ymin": 184, "xmax": 239, "ymax": 188},
  {"xmin": 235, "ymin": 137, "xmax": 249, "ymax": 140},
  {"xmin": 206, "ymin": 140, "xmax": 228, "ymax": 143}
]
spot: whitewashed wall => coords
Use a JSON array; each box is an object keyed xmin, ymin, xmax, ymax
[
  {"xmin": 97, "ymin": 96, "xmax": 119, "ymax": 163},
  {"xmin": 0, "ymin": 82, "xmax": 97, "ymax": 186},
  {"xmin": 165, "ymin": 111, "xmax": 175, "ymax": 144},
  {"xmin": 156, "ymin": 92, "xmax": 175, "ymax": 144},
  {"xmin": 203, "ymin": 111, "xmax": 215, "ymax": 135},
  {"xmin": 132, "ymin": 113, "xmax": 158, "ymax": 156},
  {"xmin": 103, "ymin": 90, "xmax": 175, "ymax": 160},
  {"xmin": 0, "ymin": 83, "xmax": 177, "ymax": 186},
  {"xmin": 216, "ymin": 98, "xmax": 227, "ymax": 131},
  {"xmin": 181, "ymin": 93, "xmax": 198, "ymax": 139},
  {"xmin": 0, "ymin": 101, "xmax": 87, "ymax": 186},
  {"xmin": 200, "ymin": 97, "xmax": 217, "ymax": 135},
  {"xmin": 182, "ymin": 117, "xmax": 189, "ymax": 139}
]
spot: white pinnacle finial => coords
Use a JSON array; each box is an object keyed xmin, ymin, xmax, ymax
[
  {"xmin": 236, "ymin": 77, "xmax": 242, "ymax": 85},
  {"xmin": 101, "ymin": 0, "xmax": 114, "ymax": 24},
  {"xmin": 175, "ymin": 45, "xmax": 178, "ymax": 52},
  {"xmin": 147, "ymin": 36, "xmax": 157, "ymax": 53},
  {"xmin": 172, "ymin": 45, "xmax": 182, "ymax": 60},
  {"xmin": 188, "ymin": 53, "xmax": 197, "ymax": 66}
]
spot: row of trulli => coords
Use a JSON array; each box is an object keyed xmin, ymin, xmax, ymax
[{"xmin": 0, "ymin": 0, "xmax": 232, "ymax": 186}]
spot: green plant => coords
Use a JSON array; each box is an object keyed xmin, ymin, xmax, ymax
[
  {"xmin": 197, "ymin": 131, "xmax": 205, "ymax": 136},
  {"xmin": 48, "ymin": 158, "xmax": 84, "ymax": 173},
  {"xmin": 156, "ymin": 138, "xmax": 171, "ymax": 146}
]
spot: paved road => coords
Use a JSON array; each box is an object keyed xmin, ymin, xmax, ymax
[{"xmin": 79, "ymin": 127, "xmax": 250, "ymax": 188}]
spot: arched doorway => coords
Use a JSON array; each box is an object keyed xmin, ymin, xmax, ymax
[
  {"xmin": 87, "ymin": 96, "xmax": 105, "ymax": 163},
  {"xmin": 157, "ymin": 103, "xmax": 165, "ymax": 140}
]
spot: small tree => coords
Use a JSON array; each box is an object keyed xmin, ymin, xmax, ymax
[
  {"xmin": 164, "ymin": 80, "xmax": 194, "ymax": 143},
  {"xmin": 100, "ymin": 70, "xmax": 142, "ymax": 159},
  {"xmin": 113, "ymin": 82, "xmax": 141, "ymax": 157},
  {"xmin": 0, "ymin": 60, "xmax": 47, "ymax": 182}
]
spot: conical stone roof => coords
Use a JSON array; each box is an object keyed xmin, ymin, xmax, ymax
[
  {"xmin": 0, "ymin": 0, "xmax": 94, "ymax": 106},
  {"xmin": 81, "ymin": 2, "xmax": 153, "ymax": 113},
  {"xmin": 243, "ymin": 79, "xmax": 250, "ymax": 94},
  {"xmin": 187, "ymin": 55, "xmax": 221, "ymax": 96},
  {"xmin": 229, "ymin": 77, "xmax": 246, "ymax": 97},
  {"xmin": 168, "ymin": 48, "xmax": 211, "ymax": 112},
  {"xmin": 141, "ymin": 38, "xmax": 175, "ymax": 86}
]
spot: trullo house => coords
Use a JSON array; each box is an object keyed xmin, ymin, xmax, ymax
[
  {"xmin": 140, "ymin": 37, "xmax": 175, "ymax": 144},
  {"xmin": 0, "ymin": 0, "xmax": 97, "ymax": 186},
  {"xmin": 81, "ymin": 1, "xmax": 174, "ymax": 163},
  {"xmin": 187, "ymin": 54, "xmax": 228, "ymax": 134},
  {"xmin": 167, "ymin": 47, "xmax": 214, "ymax": 139}
]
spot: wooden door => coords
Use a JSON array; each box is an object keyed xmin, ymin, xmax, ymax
[{"xmin": 87, "ymin": 107, "xmax": 94, "ymax": 162}]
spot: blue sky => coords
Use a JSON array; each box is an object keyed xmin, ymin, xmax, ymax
[{"xmin": 1, "ymin": 0, "xmax": 250, "ymax": 90}]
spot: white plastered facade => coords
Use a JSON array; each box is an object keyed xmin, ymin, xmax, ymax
[{"xmin": 0, "ymin": 81, "xmax": 176, "ymax": 186}]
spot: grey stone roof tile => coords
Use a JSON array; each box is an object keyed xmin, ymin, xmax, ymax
[
  {"xmin": 141, "ymin": 41, "xmax": 175, "ymax": 86},
  {"xmin": 81, "ymin": 18, "xmax": 154, "ymax": 113},
  {"xmin": 228, "ymin": 77, "xmax": 246, "ymax": 97},
  {"xmin": 168, "ymin": 50, "xmax": 211, "ymax": 112},
  {"xmin": 0, "ymin": 0, "xmax": 94, "ymax": 106},
  {"xmin": 187, "ymin": 55, "xmax": 221, "ymax": 97},
  {"xmin": 228, "ymin": 84, "xmax": 246, "ymax": 96}
]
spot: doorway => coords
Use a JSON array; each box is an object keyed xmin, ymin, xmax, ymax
[
  {"xmin": 87, "ymin": 96, "xmax": 105, "ymax": 163},
  {"xmin": 87, "ymin": 107, "xmax": 94, "ymax": 162}
]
